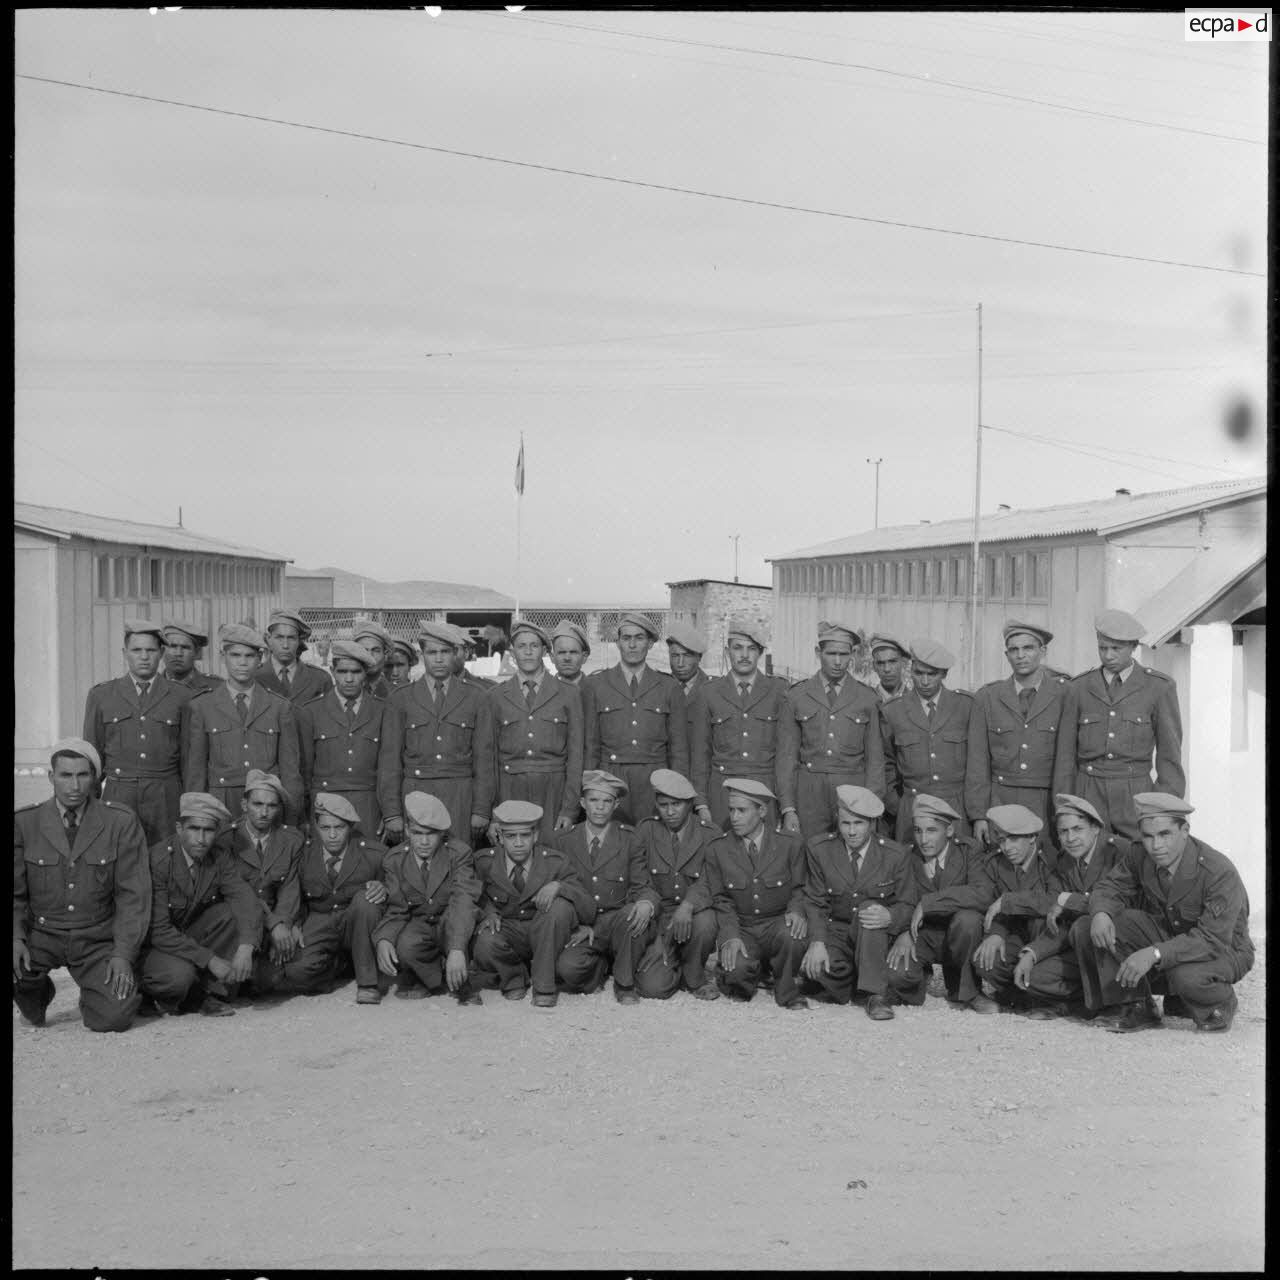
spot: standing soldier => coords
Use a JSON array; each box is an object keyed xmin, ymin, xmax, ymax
[
  {"xmin": 550, "ymin": 619, "xmax": 592, "ymax": 693},
  {"xmin": 1054, "ymin": 610, "xmax": 1184, "ymax": 844},
  {"xmin": 161, "ymin": 619, "xmax": 222, "ymax": 692},
  {"xmin": 778, "ymin": 621, "xmax": 885, "ymax": 840},
  {"xmin": 352, "ymin": 620, "xmax": 397, "ymax": 700},
  {"xmin": 966, "ymin": 621, "xmax": 1070, "ymax": 841},
  {"xmin": 255, "ymin": 609, "xmax": 332, "ymax": 706},
  {"xmin": 381, "ymin": 621, "xmax": 487, "ymax": 849},
  {"xmin": 83, "ymin": 617, "xmax": 195, "ymax": 846},
  {"xmin": 880, "ymin": 638, "xmax": 974, "ymax": 843},
  {"xmin": 689, "ymin": 620, "xmax": 787, "ymax": 832},
  {"xmin": 863, "ymin": 634, "xmax": 912, "ymax": 704},
  {"xmin": 385, "ymin": 637, "xmax": 418, "ymax": 691},
  {"xmin": 583, "ymin": 613, "xmax": 690, "ymax": 827},
  {"xmin": 665, "ymin": 624, "xmax": 712, "ymax": 704},
  {"xmin": 475, "ymin": 620, "xmax": 585, "ymax": 842},
  {"xmin": 13, "ymin": 739, "xmax": 150, "ymax": 1032},
  {"xmin": 183, "ymin": 623, "xmax": 304, "ymax": 826}
]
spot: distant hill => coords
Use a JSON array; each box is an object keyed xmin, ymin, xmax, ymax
[{"xmin": 289, "ymin": 565, "xmax": 514, "ymax": 611}]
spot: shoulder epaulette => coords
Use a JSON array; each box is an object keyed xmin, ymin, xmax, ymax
[
  {"xmin": 1143, "ymin": 667, "xmax": 1173, "ymax": 682},
  {"xmin": 14, "ymin": 801, "xmax": 41, "ymax": 813},
  {"xmin": 619, "ymin": 823, "xmax": 635, "ymax": 832}
]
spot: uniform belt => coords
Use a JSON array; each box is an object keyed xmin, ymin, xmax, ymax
[
  {"xmin": 1079, "ymin": 761, "xmax": 1152, "ymax": 780},
  {"xmin": 606, "ymin": 755, "xmax": 669, "ymax": 766},
  {"xmin": 404, "ymin": 764, "xmax": 471, "ymax": 779},
  {"xmin": 906, "ymin": 782, "xmax": 963, "ymax": 794},
  {"xmin": 104, "ymin": 771, "xmax": 177, "ymax": 783},
  {"xmin": 501, "ymin": 762, "xmax": 566, "ymax": 775},
  {"xmin": 800, "ymin": 760, "xmax": 862, "ymax": 772}
]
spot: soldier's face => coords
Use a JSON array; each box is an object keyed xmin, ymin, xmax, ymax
[
  {"xmin": 406, "ymin": 821, "xmax": 446, "ymax": 859},
  {"xmin": 911, "ymin": 662, "xmax": 944, "ymax": 700},
  {"xmin": 386, "ymin": 652, "xmax": 411, "ymax": 683},
  {"xmin": 513, "ymin": 635, "xmax": 546, "ymax": 675},
  {"xmin": 1055, "ymin": 814, "xmax": 1100, "ymax": 861},
  {"xmin": 453, "ymin": 646, "xmax": 471, "ymax": 675},
  {"xmin": 1097, "ymin": 636, "xmax": 1137, "ymax": 675},
  {"xmin": 498, "ymin": 825, "xmax": 535, "ymax": 861},
  {"xmin": 655, "ymin": 793, "xmax": 693, "ymax": 831},
  {"xmin": 123, "ymin": 634, "xmax": 163, "ymax": 681},
  {"xmin": 667, "ymin": 642, "xmax": 700, "ymax": 682},
  {"xmin": 50, "ymin": 756, "xmax": 94, "ymax": 810},
  {"xmin": 177, "ymin": 816, "xmax": 220, "ymax": 860},
  {"xmin": 817, "ymin": 641, "xmax": 853, "ymax": 684},
  {"xmin": 726, "ymin": 637, "xmax": 762, "ymax": 678},
  {"xmin": 242, "ymin": 788, "xmax": 282, "ymax": 833},
  {"xmin": 726, "ymin": 795, "xmax": 765, "ymax": 840},
  {"xmin": 223, "ymin": 643, "xmax": 261, "ymax": 682},
  {"xmin": 315, "ymin": 813, "xmax": 352, "ymax": 854},
  {"xmin": 356, "ymin": 638, "xmax": 386, "ymax": 671},
  {"xmin": 1139, "ymin": 816, "xmax": 1189, "ymax": 870},
  {"xmin": 266, "ymin": 624, "xmax": 301, "ymax": 665},
  {"xmin": 873, "ymin": 650, "xmax": 903, "ymax": 690},
  {"xmin": 164, "ymin": 633, "xmax": 198, "ymax": 678},
  {"xmin": 421, "ymin": 640, "xmax": 455, "ymax": 681},
  {"xmin": 1004, "ymin": 636, "xmax": 1044, "ymax": 679},
  {"xmin": 913, "ymin": 816, "xmax": 952, "ymax": 858},
  {"xmin": 332, "ymin": 660, "xmax": 366, "ymax": 701},
  {"xmin": 582, "ymin": 789, "xmax": 618, "ymax": 827},
  {"xmin": 617, "ymin": 625, "xmax": 654, "ymax": 666},
  {"xmin": 552, "ymin": 638, "xmax": 587, "ymax": 679},
  {"xmin": 837, "ymin": 812, "xmax": 874, "ymax": 850},
  {"xmin": 993, "ymin": 830, "xmax": 1038, "ymax": 871}
]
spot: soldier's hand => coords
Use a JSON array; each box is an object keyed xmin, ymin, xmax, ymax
[
  {"xmin": 479, "ymin": 914, "xmax": 501, "ymax": 936},
  {"xmin": 207, "ymin": 955, "xmax": 233, "ymax": 981},
  {"xmin": 1117, "ymin": 945, "xmax": 1158, "ymax": 989},
  {"xmin": 625, "ymin": 898, "xmax": 655, "ymax": 937},
  {"xmin": 800, "ymin": 940, "xmax": 830, "ymax": 980},
  {"xmin": 290, "ymin": 923, "xmax": 306, "ymax": 951},
  {"xmin": 857, "ymin": 902, "xmax": 892, "ymax": 931},
  {"xmin": 671, "ymin": 903, "xmax": 694, "ymax": 944},
  {"xmin": 636, "ymin": 940, "xmax": 666, "ymax": 975},
  {"xmin": 720, "ymin": 937, "xmax": 748, "ymax": 971},
  {"xmin": 784, "ymin": 909, "xmax": 808, "ymax": 941},
  {"xmin": 1090, "ymin": 912, "xmax": 1117, "ymax": 954},
  {"xmin": 382, "ymin": 817, "xmax": 405, "ymax": 845},
  {"xmin": 567, "ymin": 924, "xmax": 594, "ymax": 949},
  {"xmin": 445, "ymin": 949, "xmax": 468, "ymax": 991},
  {"xmin": 972, "ymin": 934, "xmax": 1006, "ymax": 971},
  {"xmin": 269, "ymin": 923, "xmax": 295, "ymax": 964},
  {"xmin": 909, "ymin": 903, "xmax": 925, "ymax": 941},
  {"xmin": 105, "ymin": 955, "xmax": 135, "ymax": 1001},
  {"xmin": 534, "ymin": 881, "xmax": 561, "ymax": 911},
  {"xmin": 228, "ymin": 944, "xmax": 255, "ymax": 984},
  {"xmin": 887, "ymin": 932, "xmax": 916, "ymax": 972},
  {"xmin": 984, "ymin": 897, "xmax": 1003, "ymax": 934},
  {"xmin": 12, "ymin": 939, "xmax": 31, "ymax": 981},
  {"xmin": 1013, "ymin": 950, "xmax": 1036, "ymax": 990},
  {"xmin": 781, "ymin": 811, "xmax": 801, "ymax": 836},
  {"xmin": 1045, "ymin": 903, "xmax": 1065, "ymax": 938},
  {"xmin": 553, "ymin": 815, "xmax": 574, "ymax": 833},
  {"xmin": 471, "ymin": 814, "xmax": 489, "ymax": 837},
  {"xmin": 364, "ymin": 880, "xmax": 388, "ymax": 906},
  {"xmin": 973, "ymin": 820, "xmax": 990, "ymax": 848},
  {"xmin": 376, "ymin": 939, "xmax": 399, "ymax": 978}
]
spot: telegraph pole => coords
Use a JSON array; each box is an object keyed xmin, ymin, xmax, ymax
[
  {"xmin": 730, "ymin": 534, "xmax": 741, "ymax": 583},
  {"xmin": 968, "ymin": 304, "xmax": 984, "ymax": 688},
  {"xmin": 866, "ymin": 458, "xmax": 883, "ymax": 528}
]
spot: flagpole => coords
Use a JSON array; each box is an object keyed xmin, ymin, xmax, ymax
[{"xmin": 514, "ymin": 432, "xmax": 524, "ymax": 622}]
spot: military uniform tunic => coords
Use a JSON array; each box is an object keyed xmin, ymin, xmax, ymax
[
  {"xmin": 297, "ymin": 690, "xmax": 394, "ymax": 836},
  {"xmin": 219, "ymin": 820, "xmax": 305, "ymax": 944},
  {"xmin": 971, "ymin": 849, "xmax": 1063, "ymax": 1001},
  {"xmin": 880, "ymin": 687, "xmax": 974, "ymax": 842}
]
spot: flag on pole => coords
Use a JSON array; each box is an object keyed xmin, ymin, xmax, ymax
[{"xmin": 514, "ymin": 434, "xmax": 526, "ymax": 496}]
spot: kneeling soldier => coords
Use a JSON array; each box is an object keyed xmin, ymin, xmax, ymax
[
  {"xmin": 634, "ymin": 768, "xmax": 720, "ymax": 1001},
  {"xmin": 140, "ymin": 792, "xmax": 263, "ymax": 1017},
  {"xmin": 705, "ymin": 778, "xmax": 809, "ymax": 1010},
  {"xmin": 800, "ymin": 785, "xmax": 916, "ymax": 1020},
  {"xmin": 373, "ymin": 792, "xmax": 483, "ymax": 1004},
  {"xmin": 554, "ymin": 771, "xmax": 653, "ymax": 1004},
  {"xmin": 887, "ymin": 793, "xmax": 997, "ymax": 1013},
  {"xmin": 274, "ymin": 792, "xmax": 389, "ymax": 1004},
  {"xmin": 472, "ymin": 800, "xmax": 590, "ymax": 1007}
]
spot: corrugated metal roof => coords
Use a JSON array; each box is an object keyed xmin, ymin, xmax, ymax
[
  {"xmin": 14, "ymin": 501, "xmax": 289, "ymax": 561},
  {"xmin": 296, "ymin": 566, "xmax": 514, "ymax": 611},
  {"xmin": 770, "ymin": 476, "xmax": 1267, "ymax": 561}
]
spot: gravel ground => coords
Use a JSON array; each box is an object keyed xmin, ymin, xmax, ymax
[{"xmin": 12, "ymin": 943, "xmax": 1264, "ymax": 1272}]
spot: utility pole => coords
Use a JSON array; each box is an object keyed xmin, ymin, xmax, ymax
[
  {"xmin": 968, "ymin": 303, "xmax": 984, "ymax": 689},
  {"xmin": 866, "ymin": 458, "xmax": 883, "ymax": 528},
  {"xmin": 730, "ymin": 534, "xmax": 741, "ymax": 583}
]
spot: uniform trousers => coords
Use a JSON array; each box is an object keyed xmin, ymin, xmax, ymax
[
  {"xmin": 390, "ymin": 915, "xmax": 457, "ymax": 991},
  {"xmin": 13, "ymin": 920, "xmax": 140, "ymax": 1032},
  {"xmin": 888, "ymin": 909, "xmax": 984, "ymax": 1004},
  {"xmin": 471, "ymin": 899, "xmax": 576, "ymax": 996},
  {"xmin": 802, "ymin": 919, "xmax": 893, "ymax": 1003},
  {"xmin": 268, "ymin": 896, "xmax": 386, "ymax": 992},
  {"xmin": 717, "ymin": 917, "xmax": 806, "ymax": 1006},
  {"xmin": 100, "ymin": 775, "xmax": 181, "ymax": 848},
  {"xmin": 556, "ymin": 906, "xmax": 653, "ymax": 993},
  {"xmin": 140, "ymin": 902, "xmax": 241, "ymax": 1007},
  {"xmin": 1068, "ymin": 773, "xmax": 1150, "ymax": 846},
  {"xmin": 635, "ymin": 906, "xmax": 718, "ymax": 999}
]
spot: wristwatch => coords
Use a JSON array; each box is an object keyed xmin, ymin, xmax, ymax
[{"xmin": 1151, "ymin": 946, "xmax": 1162, "ymax": 967}]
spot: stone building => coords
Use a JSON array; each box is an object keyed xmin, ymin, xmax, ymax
[{"xmin": 666, "ymin": 578, "xmax": 774, "ymax": 676}]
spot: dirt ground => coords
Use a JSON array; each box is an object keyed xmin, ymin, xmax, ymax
[{"xmin": 12, "ymin": 940, "xmax": 1264, "ymax": 1273}]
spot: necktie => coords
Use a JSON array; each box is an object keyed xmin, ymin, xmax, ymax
[
  {"xmin": 1106, "ymin": 673, "xmax": 1118, "ymax": 701},
  {"xmin": 255, "ymin": 836, "xmax": 266, "ymax": 859},
  {"xmin": 512, "ymin": 862, "xmax": 526, "ymax": 893},
  {"xmin": 589, "ymin": 835, "xmax": 601, "ymax": 861},
  {"xmin": 434, "ymin": 679, "xmax": 446, "ymax": 708},
  {"xmin": 345, "ymin": 697, "xmax": 358, "ymax": 725},
  {"xmin": 327, "ymin": 854, "xmax": 342, "ymax": 883},
  {"xmin": 234, "ymin": 692, "xmax": 248, "ymax": 725},
  {"xmin": 136, "ymin": 680, "xmax": 150, "ymax": 703},
  {"xmin": 628, "ymin": 675, "xmax": 639, "ymax": 699},
  {"xmin": 279, "ymin": 666, "xmax": 292, "ymax": 692},
  {"xmin": 523, "ymin": 680, "xmax": 537, "ymax": 707},
  {"xmin": 739, "ymin": 681, "xmax": 750, "ymax": 702},
  {"xmin": 826, "ymin": 683, "xmax": 838, "ymax": 707},
  {"xmin": 1157, "ymin": 866, "xmax": 1172, "ymax": 894},
  {"xmin": 1017, "ymin": 686, "xmax": 1034, "ymax": 719},
  {"xmin": 925, "ymin": 699, "xmax": 936, "ymax": 725},
  {"xmin": 64, "ymin": 809, "xmax": 79, "ymax": 851}
]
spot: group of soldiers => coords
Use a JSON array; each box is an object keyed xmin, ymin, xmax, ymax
[{"xmin": 14, "ymin": 606, "xmax": 1253, "ymax": 1035}]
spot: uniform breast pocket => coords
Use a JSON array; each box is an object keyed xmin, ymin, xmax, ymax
[
  {"xmin": 1077, "ymin": 713, "xmax": 1106, "ymax": 753},
  {"xmin": 536, "ymin": 711, "xmax": 568, "ymax": 753},
  {"xmin": 91, "ymin": 848, "xmax": 119, "ymax": 887},
  {"xmin": 1119, "ymin": 712, "xmax": 1151, "ymax": 752},
  {"xmin": 837, "ymin": 711, "xmax": 870, "ymax": 744},
  {"xmin": 248, "ymin": 725, "xmax": 281, "ymax": 761},
  {"xmin": 104, "ymin": 710, "xmax": 137, "ymax": 751},
  {"xmin": 441, "ymin": 716, "xmax": 475, "ymax": 752}
]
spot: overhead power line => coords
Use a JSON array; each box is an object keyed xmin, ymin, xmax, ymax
[{"xmin": 17, "ymin": 75, "xmax": 1262, "ymax": 278}]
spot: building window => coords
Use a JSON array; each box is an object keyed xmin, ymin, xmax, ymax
[
  {"xmin": 1006, "ymin": 552, "xmax": 1025, "ymax": 599},
  {"xmin": 985, "ymin": 554, "xmax": 1002, "ymax": 600},
  {"xmin": 904, "ymin": 561, "xmax": 914, "ymax": 597},
  {"xmin": 1030, "ymin": 552, "xmax": 1050, "ymax": 601},
  {"xmin": 111, "ymin": 557, "xmax": 124, "ymax": 598},
  {"xmin": 889, "ymin": 561, "xmax": 900, "ymax": 596},
  {"xmin": 96, "ymin": 555, "xmax": 110, "ymax": 600}
]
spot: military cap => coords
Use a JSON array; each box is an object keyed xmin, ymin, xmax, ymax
[
  {"xmin": 509, "ymin": 619, "xmax": 550, "ymax": 648},
  {"xmin": 388, "ymin": 637, "xmax": 417, "ymax": 665},
  {"xmin": 123, "ymin": 617, "xmax": 165, "ymax": 642},
  {"xmin": 313, "ymin": 792, "xmax": 361, "ymax": 827},
  {"xmin": 265, "ymin": 609, "xmax": 312, "ymax": 640},
  {"xmin": 404, "ymin": 791, "xmax": 452, "ymax": 832},
  {"xmin": 1053, "ymin": 793, "xmax": 1103, "ymax": 826},
  {"xmin": 1132, "ymin": 793, "xmax": 1195, "ymax": 822},
  {"xmin": 913, "ymin": 793, "xmax": 961, "ymax": 823},
  {"xmin": 219, "ymin": 622, "xmax": 266, "ymax": 651},
  {"xmin": 867, "ymin": 633, "xmax": 909, "ymax": 659},
  {"xmin": 352, "ymin": 620, "xmax": 393, "ymax": 650},
  {"xmin": 178, "ymin": 792, "xmax": 233, "ymax": 825},
  {"xmin": 722, "ymin": 777, "xmax": 777, "ymax": 803},
  {"xmin": 329, "ymin": 639, "xmax": 377, "ymax": 670},
  {"xmin": 581, "ymin": 769, "xmax": 629, "ymax": 798},
  {"xmin": 551, "ymin": 619, "xmax": 591, "ymax": 654},
  {"xmin": 835, "ymin": 784, "xmax": 884, "ymax": 819},
  {"xmin": 650, "ymin": 768, "xmax": 696, "ymax": 801},
  {"xmin": 492, "ymin": 799, "xmax": 543, "ymax": 826},
  {"xmin": 50, "ymin": 736, "xmax": 102, "ymax": 778},
  {"xmin": 1003, "ymin": 619, "xmax": 1053, "ymax": 646},
  {"xmin": 1094, "ymin": 609, "xmax": 1145, "ymax": 643},
  {"xmin": 244, "ymin": 769, "xmax": 288, "ymax": 805},
  {"xmin": 162, "ymin": 618, "xmax": 208, "ymax": 647},
  {"xmin": 451, "ymin": 625, "xmax": 477, "ymax": 649},
  {"xmin": 726, "ymin": 618, "xmax": 768, "ymax": 650},
  {"xmin": 417, "ymin": 619, "xmax": 460, "ymax": 648},
  {"xmin": 817, "ymin": 620, "xmax": 861, "ymax": 648},
  {"xmin": 909, "ymin": 637, "xmax": 955, "ymax": 672},
  {"xmin": 664, "ymin": 623, "xmax": 707, "ymax": 656},
  {"xmin": 985, "ymin": 804, "xmax": 1043, "ymax": 837},
  {"xmin": 617, "ymin": 611, "xmax": 660, "ymax": 640}
]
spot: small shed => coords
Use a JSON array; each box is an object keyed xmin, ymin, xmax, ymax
[{"xmin": 665, "ymin": 579, "xmax": 773, "ymax": 676}]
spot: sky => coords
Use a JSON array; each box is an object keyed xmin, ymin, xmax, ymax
[{"xmin": 14, "ymin": 9, "xmax": 1269, "ymax": 603}]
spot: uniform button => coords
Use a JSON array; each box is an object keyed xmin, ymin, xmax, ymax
[
  {"xmin": 436, "ymin": 754, "xmax": 442, "ymax": 761},
  {"xmin": 997, "ymin": 775, "xmax": 1004, "ymax": 783},
  {"xmin": 139, "ymin": 752, "xmax": 146, "ymax": 760},
  {"xmin": 824, "ymin": 751, "xmax": 831, "ymax": 757},
  {"xmin": 415, "ymin": 769, "xmax": 421, "ymax": 776},
  {"xmin": 932, "ymin": 774, "xmax": 939, "ymax": 781},
  {"xmin": 632, "ymin": 740, "xmax": 638, "ymax": 746},
  {"xmin": 67, "ymin": 904, "xmax": 75, "ymax": 912},
  {"xmin": 1109, "ymin": 711, "xmax": 1116, "ymax": 717},
  {"xmin": 527, "ymin": 750, "xmax": 533, "ymax": 755},
  {"xmin": 115, "ymin": 768, "xmax": 121, "ymax": 775},
  {"xmin": 828, "ymin": 732, "xmax": 834, "ymax": 738},
  {"xmin": 1020, "ymin": 763, "xmax": 1027, "ymax": 770},
  {"xmin": 1106, "ymin": 753, "xmax": 1114, "ymax": 759},
  {"xmin": 437, "ymin": 736, "xmax": 443, "ymax": 742},
  {"xmin": 1021, "ymin": 744, "xmax": 1027, "ymax": 749},
  {"xmin": 37, "ymin": 917, "xmax": 45, "ymax": 924},
  {"xmin": 67, "ymin": 882, "xmax": 74, "ymax": 889},
  {"xmin": 632, "ymin": 721, "xmax": 638, "ymax": 727},
  {"xmin": 1108, "ymin": 732, "xmax": 1115, "ymax": 739},
  {"xmin": 592, "ymin": 875, "xmax": 598, "ymax": 881},
  {"xmin": 1086, "ymin": 765, "xmax": 1094, "ymax": 773},
  {"xmin": 930, "ymin": 753, "xmax": 936, "ymax": 759}
]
